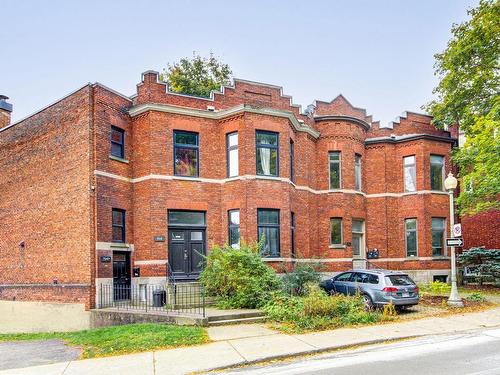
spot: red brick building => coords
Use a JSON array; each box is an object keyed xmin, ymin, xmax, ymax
[{"xmin": 0, "ymin": 71, "xmax": 456, "ymax": 315}]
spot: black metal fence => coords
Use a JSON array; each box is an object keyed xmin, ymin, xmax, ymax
[{"xmin": 98, "ymin": 283, "xmax": 205, "ymax": 317}]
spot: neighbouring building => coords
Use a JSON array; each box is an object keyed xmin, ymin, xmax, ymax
[
  {"xmin": 448, "ymin": 125, "xmax": 500, "ymax": 250},
  {"xmin": 0, "ymin": 71, "xmax": 457, "ymax": 323}
]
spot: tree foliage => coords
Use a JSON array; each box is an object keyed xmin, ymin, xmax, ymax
[
  {"xmin": 161, "ymin": 53, "xmax": 232, "ymax": 98},
  {"xmin": 425, "ymin": 0, "xmax": 500, "ymax": 214},
  {"xmin": 457, "ymin": 247, "xmax": 500, "ymax": 284}
]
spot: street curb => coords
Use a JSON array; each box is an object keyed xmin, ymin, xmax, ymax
[{"xmin": 194, "ymin": 335, "xmax": 421, "ymax": 374}]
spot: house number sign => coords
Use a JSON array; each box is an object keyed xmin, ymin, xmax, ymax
[{"xmin": 154, "ymin": 236, "xmax": 166, "ymax": 242}]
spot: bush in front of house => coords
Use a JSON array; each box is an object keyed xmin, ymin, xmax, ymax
[
  {"xmin": 280, "ymin": 263, "xmax": 322, "ymax": 296},
  {"xmin": 200, "ymin": 241, "xmax": 281, "ymax": 309},
  {"xmin": 418, "ymin": 281, "xmax": 451, "ymax": 295},
  {"xmin": 263, "ymin": 284, "xmax": 382, "ymax": 332}
]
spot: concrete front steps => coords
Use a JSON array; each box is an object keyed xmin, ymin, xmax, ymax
[{"xmin": 207, "ymin": 310, "xmax": 266, "ymax": 326}]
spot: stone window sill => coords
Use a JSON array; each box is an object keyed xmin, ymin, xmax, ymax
[
  {"xmin": 329, "ymin": 244, "xmax": 346, "ymax": 249},
  {"xmin": 110, "ymin": 155, "xmax": 129, "ymax": 164},
  {"xmin": 432, "ymin": 256, "xmax": 451, "ymax": 260}
]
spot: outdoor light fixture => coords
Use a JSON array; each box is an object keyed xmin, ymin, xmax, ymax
[
  {"xmin": 444, "ymin": 172, "xmax": 464, "ymax": 307},
  {"xmin": 444, "ymin": 172, "xmax": 458, "ymax": 191}
]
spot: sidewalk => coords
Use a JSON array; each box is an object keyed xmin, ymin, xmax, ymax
[{"xmin": 2, "ymin": 307, "xmax": 500, "ymax": 375}]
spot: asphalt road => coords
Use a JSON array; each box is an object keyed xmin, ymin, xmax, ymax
[
  {"xmin": 0, "ymin": 339, "xmax": 80, "ymax": 371},
  {"xmin": 219, "ymin": 328, "xmax": 500, "ymax": 375}
]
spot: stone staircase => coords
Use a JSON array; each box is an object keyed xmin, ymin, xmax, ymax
[{"xmin": 207, "ymin": 310, "xmax": 266, "ymax": 326}]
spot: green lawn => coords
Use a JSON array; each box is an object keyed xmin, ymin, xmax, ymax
[{"xmin": 0, "ymin": 323, "xmax": 209, "ymax": 358}]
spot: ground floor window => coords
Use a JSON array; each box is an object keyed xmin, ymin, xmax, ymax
[
  {"xmin": 228, "ymin": 209, "xmax": 240, "ymax": 248},
  {"xmin": 257, "ymin": 208, "xmax": 280, "ymax": 257},
  {"xmin": 432, "ymin": 218, "xmax": 446, "ymax": 256},
  {"xmin": 330, "ymin": 218, "xmax": 343, "ymax": 245},
  {"xmin": 291, "ymin": 212, "xmax": 295, "ymax": 257},
  {"xmin": 405, "ymin": 218, "xmax": 418, "ymax": 257}
]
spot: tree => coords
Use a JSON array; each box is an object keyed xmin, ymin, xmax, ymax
[
  {"xmin": 161, "ymin": 53, "xmax": 232, "ymax": 98},
  {"xmin": 457, "ymin": 247, "xmax": 500, "ymax": 285},
  {"xmin": 425, "ymin": 0, "xmax": 500, "ymax": 214}
]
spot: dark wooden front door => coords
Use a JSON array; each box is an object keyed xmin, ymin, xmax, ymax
[
  {"xmin": 168, "ymin": 229, "xmax": 206, "ymax": 280},
  {"xmin": 113, "ymin": 251, "xmax": 131, "ymax": 300}
]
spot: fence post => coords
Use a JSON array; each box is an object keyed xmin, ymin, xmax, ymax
[{"xmin": 202, "ymin": 284, "xmax": 205, "ymax": 318}]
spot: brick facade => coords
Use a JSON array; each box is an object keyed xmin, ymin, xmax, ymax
[{"xmin": 0, "ymin": 71, "xmax": 458, "ymax": 309}]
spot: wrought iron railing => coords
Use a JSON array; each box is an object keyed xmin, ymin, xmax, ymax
[{"xmin": 98, "ymin": 283, "xmax": 205, "ymax": 317}]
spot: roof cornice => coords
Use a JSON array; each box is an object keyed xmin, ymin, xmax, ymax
[
  {"xmin": 365, "ymin": 134, "xmax": 456, "ymax": 145},
  {"xmin": 128, "ymin": 103, "xmax": 320, "ymax": 138},
  {"xmin": 314, "ymin": 115, "xmax": 371, "ymax": 130}
]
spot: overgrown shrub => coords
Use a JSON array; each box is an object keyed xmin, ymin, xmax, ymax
[
  {"xmin": 465, "ymin": 292, "xmax": 486, "ymax": 302},
  {"xmin": 418, "ymin": 281, "xmax": 451, "ymax": 295},
  {"xmin": 200, "ymin": 241, "xmax": 281, "ymax": 309},
  {"xmin": 263, "ymin": 285, "xmax": 381, "ymax": 332},
  {"xmin": 281, "ymin": 263, "xmax": 322, "ymax": 296}
]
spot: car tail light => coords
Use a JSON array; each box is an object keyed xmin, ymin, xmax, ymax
[
  {"xmin": 382, "ymin": 287, "xmax": 398, "ymax": 293},
  {"xmin": 414, "ymin": 286, "xmax": 419, "ymax": 293}
]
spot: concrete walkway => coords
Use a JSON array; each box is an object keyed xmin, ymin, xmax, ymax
[{"xmin": 2, "ymin": 307, "xmax": 500, "ymax": 375}]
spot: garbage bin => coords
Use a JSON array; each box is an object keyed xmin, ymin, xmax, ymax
[{"xmin": 152, "ymin": 290, "xmax": 166, "ymax": 307}]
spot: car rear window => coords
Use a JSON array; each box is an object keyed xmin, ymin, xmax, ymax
[{"xmin": 386, "ymin": 275, "xmax": 415, "ymax": 286}]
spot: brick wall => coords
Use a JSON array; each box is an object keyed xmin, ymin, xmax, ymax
[{"xmin": 0, "ymin": 86, "xmax": 94, "ymax": 308}]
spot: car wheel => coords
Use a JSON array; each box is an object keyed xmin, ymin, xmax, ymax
[{"xmin": 363, "ymin": 294, "xmax": 374, "ymax": 311}]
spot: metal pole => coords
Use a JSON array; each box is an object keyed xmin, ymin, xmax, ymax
[{"xmin": 447, "ymin": 189, "xmax": 463, "ymax": 307}]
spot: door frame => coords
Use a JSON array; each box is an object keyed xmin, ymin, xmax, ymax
[{"xmin": 167, "ymin": 226, "xmax": 207, "ymax": 281}]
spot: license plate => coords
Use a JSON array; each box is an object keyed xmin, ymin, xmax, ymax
[{"xmin": 402, "ymin": 292, "xmax": 410, "ymax": 298}]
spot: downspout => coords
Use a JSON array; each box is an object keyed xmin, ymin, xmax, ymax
[{"xmin": 88, "ymin": 85, "xmax": 97, "ymax": 309}]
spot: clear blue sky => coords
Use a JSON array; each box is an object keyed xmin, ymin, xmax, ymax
[{"xmin": 1, "ymin": 0, "xmax": 478, "ymax": 125}]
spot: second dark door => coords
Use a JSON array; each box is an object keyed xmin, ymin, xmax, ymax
[{"xmin": 113, "ymin": 251, "xmax": 131, "ymax": 300}]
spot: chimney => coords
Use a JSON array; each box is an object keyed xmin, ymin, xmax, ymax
[{"xmin": 0, "ymin": 95, "xmax": 13, "ymax": 129}]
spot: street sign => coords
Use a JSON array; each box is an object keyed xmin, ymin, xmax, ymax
[
  {"xmin": 446, "ymin": 238, "xmax": 464, "ymax": 247},
  {"xmin": 453, "ymin": 224, "xmax": 462, "ymax": 237}
]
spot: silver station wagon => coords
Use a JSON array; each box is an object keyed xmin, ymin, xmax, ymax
[{"xmin": 320, "ymin": 269, "xmax": 419, "ymax": 310}]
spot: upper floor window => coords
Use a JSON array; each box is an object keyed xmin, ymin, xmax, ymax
[
  {"xmin": 174, "ymin": 131, "xmax": 199, "ymax": 177},
  {"xmin": 430, "ymin": 155, "xmax": 445, "ymax": 191},
  {"xmin": 405, "ymin": 218, "xmax": 418, "ymax": 257},
  {"xmin": 256, "ymin": 131, "xmax": 279, "ymax": 177},
  {"xmin": 289, "ymin": 139, "xmax": 295, "ymax": 182},
  {"xmin": 228, "ymin": 209, "xmax": 240, "ymax": 249},
  {"xmin": 355, "ymin": 154, "xmax": 362, "ymax": 191},
  {"xmin": 111, "ymin": 126, "xmax": 125, "ymax": 159},
  {"xmin": 403, "ymin": 155, "xmax": 416, "ymax": 192},
  {"xmin": 329, "ymin": 152, "xmax": 341, "ymax": 189},
  {"xmin": 432, "ymin": 218, "xmax": 446, "ymax": 257},
  {"xmin": 257, "ymin": 208, "xmax": 280, "ymax": 257},
  {"xmin": 227, "ymin": 132, "xmax": 239, "ymax": 177},
  {"xmin": 112, "ymin": 208, "xmax": 126, "ymax": 243},
  {"xmin": 330, "ymin": 218, "xmax": 343, "ymax": 245}
]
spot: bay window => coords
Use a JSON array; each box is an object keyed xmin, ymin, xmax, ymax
[
  {"xmin": 330, "ymin": 218, "xmax": 343, "ymax": 246},
  {"xmin": 355, "ymin": 154, "xmax": 362, "ymax": 191},
  {"xmin": 256, "ymin": 131, "xmax": 279, "ymax": 176},
  {"xmin": 228, "ymin": 209, "xmax": 240, "ymax": 248},
  {"xmin": 403, "ymin": 155, "xmax": 416, "ymax": 192},
  {"xmin": 257, "ymin": 208, "xmax": 280, "ymax": 257},
  {"xmin": 430, "ymin": 155, "xmax": 445, "ymax": 191},
  {"xmin": 405, "ymin": 218, "xmax": 418, "ymax": 257},
  {"xmin": 329, "ymin": 152, "xmax": 341, "ymax": 189},
  {"xmin": 432, "ymin": 218, "xmax": 445, "ymax": 256},
  {"xmin": 227, "ymin": 132, "xmax": 239, "ymax": 177},
  {"xmin": 174, "ymin": 131, "xmax": 199, "ymax": 177}
]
